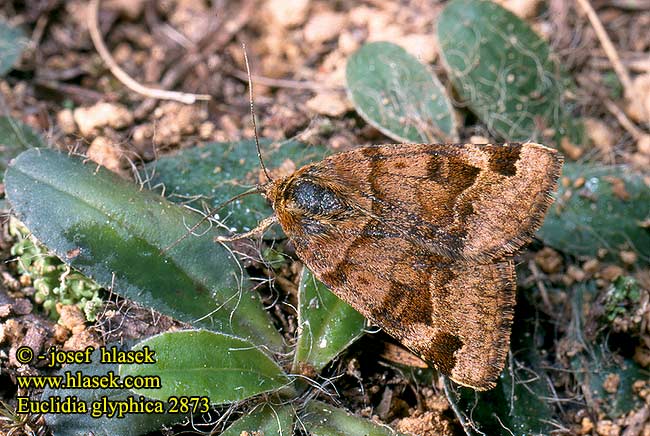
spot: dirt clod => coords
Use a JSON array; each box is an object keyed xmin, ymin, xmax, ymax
[
  {"xmin": 535, "ymin": 246, "xmax": 563, "ymax": 274},
  {"xmin": 87, "ymin": 137, "xmax": 126, "ymax": 175},
  {"xmin": 596, "ymin": 419, "xmax": 621, "ymax": 436},
  {"xmin": 306, "ymin": 91, "xmax": 351, "ymax": 117},
  {"xmin": 304, "ymin": 12, "xmax": 347, "ymax": 44},
  {"xmin": 73, "ymin": 102, "xmax": 134, "ymax": 136},
  {"xmin": 603, "ymin": 373, "xmax": 620, "ymax": 394},
  {"xmin": 395, "ymin": 410, "xmax": 454, "ymax": 436}
]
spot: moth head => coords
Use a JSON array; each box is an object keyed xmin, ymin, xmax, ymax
[
  {"xmin": 263, "ymin": 171, "xmax": 349, "ymax": 235},
  {"xmin": 266, "ymin": 173, "xmax": 346, "ymax": 213}
]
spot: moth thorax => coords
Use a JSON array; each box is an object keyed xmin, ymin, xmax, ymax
[{"xmin": 290, "ymin": 179, "xmax": 345, "ymax": 216}]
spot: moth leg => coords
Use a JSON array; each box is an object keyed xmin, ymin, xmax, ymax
[{"xmin": 214, "ymin": 215, "xmax": 277, "ymax": 242}]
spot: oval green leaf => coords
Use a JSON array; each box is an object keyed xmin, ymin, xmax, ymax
[
  {"xmin": 538, "ymin": 163, "xmax": 650, "ymax": 262},
  {"xmin": 438, "ymin": 0, "xmax": 582, "ymax": 143},
  {"xmin": 292, "ymin": 267, "xmax": 366, "ymax": 374},
  {"xmin": 145, "ymin": 139, "xmax": 329, "ymax": 237},
  {"xmin": 120, "ymin": 330, "xmax": 291, "ymax": 404},
  {"xmin": 346, "ymin": 41, "xmax": 458, "ymax": 143},
  {"xmin": 0, "ymin": 18, "xmax": 28, "ymax": 75},
  {"xmin": 301, "ymin": 401, "xmax": 405, "ymax": 436},
  {"xmin": 221, "ymin": 403, "xmax": 295, "ymax": 436},
  {"xmin": 44, "ymin": 350, "xmax": 184, "ymax": 436},
  {"xmin": 4, "ymin": 149, "xmax": 282, "ymax": 348}
]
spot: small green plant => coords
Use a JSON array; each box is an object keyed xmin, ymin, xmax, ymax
[
  {"xmin": 568, "ymin": 282, "xmax": 644, "ymax": 420},
  {"xmin": 0, "ymin": 400, "xmax": 46, "ymax": 436},
  {"xmin": 602, "ymin": 71, "xmax": 624, "ymax": 100},
  {"xmin": 8, "ymin": 218, "xmax": 103, "ymax": 321},
  {"xmin": 604, "ymin": 275, "xmax": 641, "ymax": 322},
  {"xmin": 261, "ymin": 246, "xmax": 288, "ymax": 271}
]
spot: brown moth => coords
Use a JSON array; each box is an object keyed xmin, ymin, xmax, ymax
[{"xmin": 221, "ymin": 141, "xmax": 562, "ymax": 390}]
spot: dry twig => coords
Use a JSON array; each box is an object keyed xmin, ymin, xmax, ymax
[
  {"xmin": 591, "ymin": 56, "xmax": 650, "ymax": 73},
  {"xmin": 604, "ymin": 99, "xmax": 646, "ymax": 139},
  {"xmin": 622, "ymin": 404, "xmax": 650, "ymax": 436},
  {"xmin": 87, "ymin": 0, "xmax": 210, "ymax": 104},
  {"xmin": 575, "ymin": 0, "xmax": 634, "ymax": 98},
  {"xmin": 528, "ymin": 260, "xmax": 553, "ymax": 312}
]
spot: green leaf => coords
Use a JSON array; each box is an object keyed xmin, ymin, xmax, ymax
[
  {"xmin": 301, "ymin": 401, "xmax": 404, "ymax": 436},
  {"xmin": 538, "ymin": 163, "xmax": 650, "ymax": 262},
  {"xmin": 145, "ymin": 139, "xmax": 329, "ymax": 237},
  {"xmin": 572, "ymin": 346, "xmax": 644, "ymax": 419},
  {"xmin": 44, "ymin": 355, "xmax": 183, "ymax": 436},
  {"xmin": 4, "ymin": 149, "xmax": 282, "ymax": 348},
  {"xmin": 447, "ymin": 375, "xmax": 554, "ymax": 436},
  {"xmin": 438, "ymin": 0, "xmax": 582, "ymax": 143},
  {"xmin": 0, "ymin": 116, "xmax": 45, "ymax": 173},
  {"xmin": 447, "ymin": 376, "xmax": 553, "ymax": 436},
  {"xmin": 120, "ymin": 330, "xmax": 292, "ymax": 404},
  {"xmin": 292, "ymin": 267, "xmax": 366, "ymax": 374},
  {"xmin": 0, "ymin": 19, "xmax": 28, "ymax": 75},
  {"xmin": 221, "ymin": 403, "xmax": 295, "ymax": 436},
  {"xmin": 346, "ymin": 41, "xmax": 458, "ymax": 143}
]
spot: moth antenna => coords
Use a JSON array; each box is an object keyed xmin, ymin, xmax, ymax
[
  {"xmin": 242, "ymin": 42, "xmax": 273, "ymax": 183},
  {"xmin": 161, "ymin": 186, "xmax": 261, "ymax": 254}
]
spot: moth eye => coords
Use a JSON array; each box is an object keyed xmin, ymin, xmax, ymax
[{"xmin": 291, "ymin": 180, "xmax": 344, "ymax": 216}]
